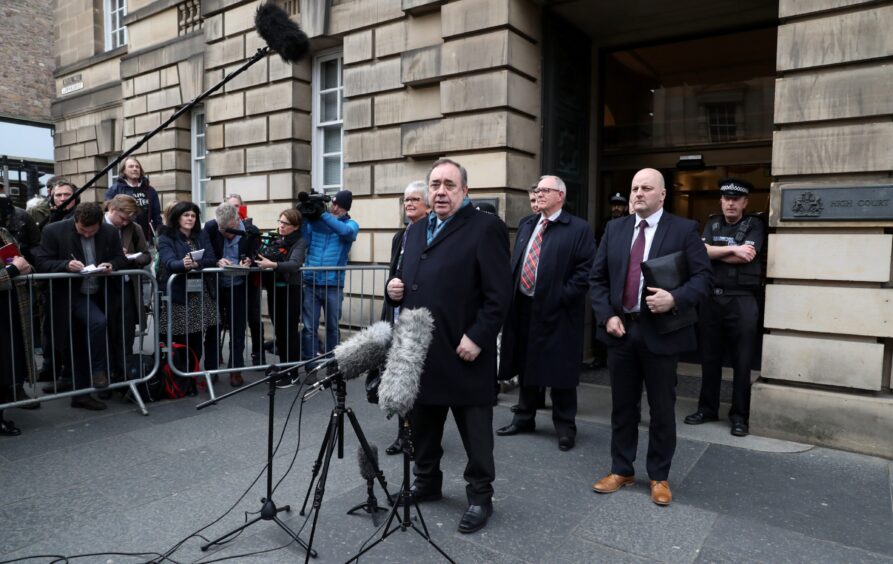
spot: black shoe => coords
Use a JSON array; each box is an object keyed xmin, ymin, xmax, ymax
[
  {"xmin": 496, "ymin": 422, "xmax": 535, "ymax": 436},
  {"xmin": 730, "ymin": 419, "xmax": 749, "ymax": 437},
  {"xmin": 458, "ymin": 502, "xmax": 493, "ymax": 534},
  {"xmin": 394, "ymin": 485, "xmax": 442, "ymax": 505},
  {"xmin": 385, "ymin": 436, "xmax": 403, "ymax": 456},
  {"xmin": 558, "ymin": 436, "xmax": 575, "ymax": 451},
  {"xmin": 683, "ymin": 411, "xmax": 718, "ymax": 425},
  {"xmin": 43, "ymin": 381, "xmax": 72, "ymax": 394},
  {"xmin": 0, "ymin": 419, "xmax": 21, "ymax": 436},
  {"xmin": 510, "ymin": 403, "xmax": 520, "ymax": 413},
  {"xmin": 71, "ymin": 396, "xmax": 107, "ymax": 411},
  {"xmin": 92, "ymin": 371, "xmax": 109, "ymax": 390}
]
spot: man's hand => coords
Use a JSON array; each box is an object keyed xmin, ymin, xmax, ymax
[
  {"xmin": 67, "ymin": 259, "xmax": 85, "ymax": 273},
  {"xmin": 98, "ymin": 262, "xmax": 112, "ymax": 272},
  {"xmin": 645, "ymin": 287, "xmax": 676, "ymax": 313},
  {"xmin": 239, "ymin": 257, "xmax": 253, "ymax": 267},
  {"xmin": 217, "ymin": 258, "xmax": 232, "ymax": 267},
  {"xmin": 456, "ymin": 334, "xmax": 481, "ymax": 362},
  {"xmin": 606, "ymin": 315, "xmax": 626, "ymax": 338},
  {"xmin": 10, "ymin": 256, "xmax": 31, "ymax": 275},
  {"xmin": 387, "ymin": 278, "xmax": 404, "ymax": 301},
  {"xmin": 732, "ymin": 244, "xmax": 757, "ymax": 262}
]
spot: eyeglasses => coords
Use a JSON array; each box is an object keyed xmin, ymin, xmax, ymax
[
  {"xmin": 403, "ymin": 197, "xmax": 422, "ymax": 204},
  {"xmin": 533, "ymin": 188, "xmax": 561, "ymax": 195}
]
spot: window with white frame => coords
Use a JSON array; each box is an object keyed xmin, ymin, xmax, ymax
[
  {"xmin": 191, "ymin": 109, "xmax": 209, "ymax": 217},
  {"xmin": 312, "ymin": 51, "xmax": 343, "ymax": 195},
  {"xmin": 105, "ymin": 0, "xmax": 128, "ymax": 50}
]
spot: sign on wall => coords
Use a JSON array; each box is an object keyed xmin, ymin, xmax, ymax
[{"xmin": 780, "ymin": 186, "xmax": 893, "ymax": 221}]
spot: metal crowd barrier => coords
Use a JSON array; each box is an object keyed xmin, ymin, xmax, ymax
[
  {"xmin": 163, "ymin": 264, "xmax": 390, "ymax": 398},
  {"xmin": 0, "ymin": 269, "xmax": 160, "ymax": 416}
]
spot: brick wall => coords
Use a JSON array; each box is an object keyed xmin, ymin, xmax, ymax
[{"xmin": 0, "ymin": 0, "xmax": 55, "ymax": 122}]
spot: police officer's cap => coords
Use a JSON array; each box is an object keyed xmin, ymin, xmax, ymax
[
  {"xmin": 718, "ymin": 178, "xmax": 752, "ymax": 198},
  {"xmin": 609, "ymin": 192, "xmax": 628, "ymax": 204}
]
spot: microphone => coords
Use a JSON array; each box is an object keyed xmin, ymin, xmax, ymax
[
  {"xmin": 358, "ymin": 444, "xmax": 379, "ymax": 483},
  {"xmin": 255, "ymin": 2, "xmax": 310, "ymax": 64},
  {"xmin": 333, "ymin": 321, "xmax": 393, "ymax": 381},
  {"xmin": 302, "ymin": 322, "xmax": 393, "ymax": 399},
  {"xmin": 378, "ymin": 308, "xmax": 435, "ymax": 418}
]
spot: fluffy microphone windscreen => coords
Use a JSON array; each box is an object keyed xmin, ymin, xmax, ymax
[
  {"xmin": 333, "ymin": 321, "xmax": 393, "ymax": 380},
  {"xmin": 357, "ymin": 443, "xmax": 379, "ymax": 482},
  {"xmin": 379, "ymin": 308, "xmax": 434, "ymax": 417},
  {"xmin": 255, "ymin": 2, "xmax": 310, "ymax": 64}
]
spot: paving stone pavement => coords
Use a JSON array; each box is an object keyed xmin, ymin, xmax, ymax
[{"xmin": 1, "ymin": 377, "xmax": 891, "ymax": 564}]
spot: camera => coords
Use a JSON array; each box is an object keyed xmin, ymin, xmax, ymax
[
  {"xmin": 257, "ymin": 233, "xmax": 290, "ymax": 262},
  {"xmin": 297, "ymin": 190, "xmax": 330, "ymax": 221}
]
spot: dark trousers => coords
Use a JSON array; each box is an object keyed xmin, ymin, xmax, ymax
[
  {"xmin": 166, "ymin": 329, "xmax": 219, "ymax": 372},
  {"xmin": 70, "ymin": 293, "xmax": 109, "ymax": 389},
  {"xmin": 698, "ymin": 294, "xmax": 759, "ymax": 422},
  {"xmin": 218, "ymin": 283, "xmax": 248, "ymax": 368},
  {"xmin": 268, "ymin": 284, "xmax": 302, "ymax": 362},
  {"xmin": 411, "ymin": 403, "xmax": 495, "ymax": 505},
  {"xmin": 510, "ymin": 292, "xmax": 577, "ymax": 436},
  {"xmin": 607, "ymin": 318, "xmax": 678, "ymax": 481},
  {"xmin": 108, "ymin": 287, "xmax": 137, "ymax": 380},
  {"xmin": 247, "ymin": 277, "xmax": 262, "ymax": 362}
]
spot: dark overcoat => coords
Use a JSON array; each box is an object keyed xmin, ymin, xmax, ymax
[
  {"xmin": 589, "ymin": 211, "xmax": 712, "ymax": 356},
  {"xmin": 391, "ymin": 204, "xmax": 512, "ymax": 406},
  {"xmin": 498, "ymin": 210, "xmax": 596, "ymax": 388}
]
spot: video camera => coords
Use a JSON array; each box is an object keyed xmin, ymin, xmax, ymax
[{"xmin": 297, "ymin": 190, "xmax": 330, "ymax": 222}]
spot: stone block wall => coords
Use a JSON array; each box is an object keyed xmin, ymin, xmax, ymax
[
  {"xmin": 202, "ymin": 0, "xmax": 312, "ymax": 229},
  {"xmin": 0, "ymin": 0, "xmax": 55, "ymax": 123},
  {"xmin": 337, "ymin": 0, "xmax": 542, "ymax": 262},
  {"xmin": 753, "ymin": 0, "xmax": 893, "ymax": 457}
]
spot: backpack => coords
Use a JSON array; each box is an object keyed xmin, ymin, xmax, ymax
[{"xmin": 160, "ymin": 342, "xmax": 199, "ymax": 399}]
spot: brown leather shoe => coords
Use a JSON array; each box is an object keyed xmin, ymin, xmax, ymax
[
  {"xmin": 230, "ymin": 372, "xmax": 244, "ymax": 387},
  {"xmin": 650, "ymin": 480, "xmax": 672, "ymax": 506},
  {"xmin": 592, "ymin": 473, "xmax": 635, "ymax": 493}
]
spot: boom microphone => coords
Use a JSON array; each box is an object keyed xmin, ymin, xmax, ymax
[
  {"xmin": 357, "ymin": 444, "xmax": 379, "ymax": 482},
  {"xmin": 378, "ymin": 308, "xmax": 435, "ymax": 418},
  {"xmin": 255, "ymin": 2, "xmax": 310, "ymax": 64}
]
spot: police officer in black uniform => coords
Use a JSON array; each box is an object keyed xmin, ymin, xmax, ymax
[{"xmin": 684, "ymin": 178, "xmax": 765, "ymax": 437}]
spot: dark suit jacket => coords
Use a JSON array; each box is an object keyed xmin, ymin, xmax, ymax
[
  {"xmin": 589, "ymin": 210, "xmax": 712, "ymax": 356},
  {"xmin": 498, "ymin": 210, "xmax": 596, "ymax": 388},
  {"xmin": 32, "ymin": 219, "xmax": 129, "ymax": 346},
  {"xmin": 157, "ymin": 228, "xmax": 218, "ymax": 304},
  {"xmin": 203, "ymin": 219, "xmax": 261, "ymax": 264},
  {"xmin": 390, "ymin": 204, "xmax": 512, "ymax": 406}
]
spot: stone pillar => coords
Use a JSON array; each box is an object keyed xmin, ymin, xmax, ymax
[{"xmin": 752, "ymin": 0, "xmax": 893, "ymax": 457}]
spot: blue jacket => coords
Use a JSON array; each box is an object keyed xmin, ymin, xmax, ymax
[{"xmin": 301, "ymin": 212, "xmax": 359, "ymax": 287}]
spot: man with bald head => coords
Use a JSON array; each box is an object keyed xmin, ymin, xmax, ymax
[{"xmin": 589, "ymin": 168, "xmax": 711, "ymax": 506}]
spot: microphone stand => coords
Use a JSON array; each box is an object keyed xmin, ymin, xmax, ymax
[
  {"xmin": 195, "ymin": 360, "xmax": 318, "ymax": 557},
  {"xmin": 346, "ymin": 414, "xmax": 455, "ymax": 563},
  {"xmin": 297, "ymin": 369, "xmax": 392, "ymax": 564}
]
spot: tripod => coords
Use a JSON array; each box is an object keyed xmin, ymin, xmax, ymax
[
  {"xmin": 298, "ymin": 370, "xmax": 392, "ymax": 564},
  {"xmin": 346, "ymin": 416, "xmax": 455, "ymax": 563},
  {"xmin": 196, "ymin": 363, "xmax": 317, "ymax": 557}
]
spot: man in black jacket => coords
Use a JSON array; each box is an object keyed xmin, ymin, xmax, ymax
[
  {"xmin": 496, "ymin": 175, "xmax": 596, "ymax": 451},
  {"xmin": 33, "ymin": 202, "xmax": 128, "ymax": 410},
  {"xmin": 203, "ymin": 203, "xmax": 260, "ymax": 386},
  {"xmin": 386, "ymin": 158, "xmax": 512, "ymax": 534}
]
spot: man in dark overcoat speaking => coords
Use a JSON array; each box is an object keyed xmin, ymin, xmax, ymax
[
  {"xmin": 495, "ymin": 174, "xmax": 595, "ymax": 451},
  {"xmin": 589, "ymin": 168, "xmax": 712, "ymax": 506},
  {"xmin": 386, "ymin": 158, "xmax": 512, "ymax": 534}
]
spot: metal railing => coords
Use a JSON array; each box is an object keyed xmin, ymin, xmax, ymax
[
  {"xmin": 0, "ymin": 270, "xmax": 160, "ymax": 415},
  {"xmin": 162, "ymin": 265, "xmax": 390, "ymax": 398}
]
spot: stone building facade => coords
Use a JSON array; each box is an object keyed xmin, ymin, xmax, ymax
[
  {"xmin": 50, "ymin": 0, "xmax": 893, "ymax": 457},
  {"xmin": 0, "ymin": 0, "xmax": 55, "ymax": 124}
]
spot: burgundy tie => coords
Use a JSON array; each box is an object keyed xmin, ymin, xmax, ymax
[
  {"xmin": 622, "ymin": 220, "xmax": 648, "ymax": 310},
  {"xmin": 520, "ymin": 219, "xmax": 549, "ymax": 293}
]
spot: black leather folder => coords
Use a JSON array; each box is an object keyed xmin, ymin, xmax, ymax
[{"xmin": 641, "ymin": 251, "xmax": 698, "ymax": 334}]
